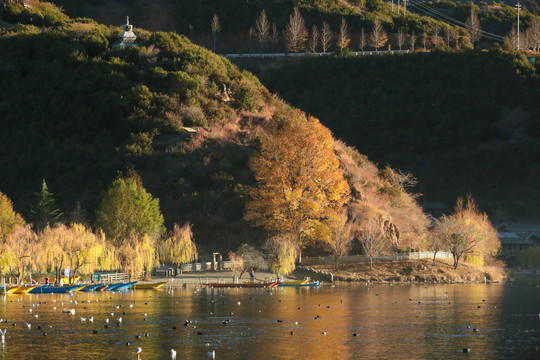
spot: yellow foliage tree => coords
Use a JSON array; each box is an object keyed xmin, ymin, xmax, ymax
[
  {"xmin": 38, "ymin": 223, "xmax": 70, "ymax": 283},
  {"xmin": 246, "ymin": 110, "xmax": 350, "ymax": 261},
  {"xmin": 264, "ymin": 234, "xmax": 297, "ymax": 278},
  {"xmin": 0, "ymin": 191, "xmax": 25, "ymax": 241},
  {"xmin": 65, "ymin": 223, "xmax": 108, "ymax": 283},
  {"xmin": 158, "ymin": 223, "xmax": 197, "ymax": 271},
  {"xmin": 3, "ymin": 225, "xmax": 38, "ymax": 284},
  {"xmin": 117, "ymin": 234, "xmax": 156, "ymax": 280},
  {"xmin": 431, "ymin": 195, "xmax": 499, "ymax": 269}
]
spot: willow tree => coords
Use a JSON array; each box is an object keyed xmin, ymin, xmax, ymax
[
  {"xmin": 39, "ymin": 223, "xmax": 69, "ymax": 283},
  {"xmin": 0, "ymin": 191, "xmax": 24, "ymax": 241},
  {"xmin": 4, "ymin": 225, "xmax": 38, "ymax": 284},
  {"xmin": 245, "ymin": 110, "xmax": 350, "ymax": 262},
  {"xmin": 159, "ymin": 223, "xmax": 197, "ymax": 271},
  {"xmin": 96, "ymin": 176, "xmax": 165, "ymax": 245},
  {"xmin": 117, "ymin": 234, "xmax": 156, "ymax": 280},
  {"xmin": 265, "ymin": 234, "xmax": 297, "ymax": 278},
  {"xmin": 65, "ymin": 223, "xmax": 108, "ymax": 283}
]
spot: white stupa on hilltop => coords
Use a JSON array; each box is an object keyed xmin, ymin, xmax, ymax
[{"xmin": 113, "ymin": 16, "xmax": 137, "ymax": 49}]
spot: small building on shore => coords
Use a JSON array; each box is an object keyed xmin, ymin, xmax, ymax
[{"xmin": 496, "ymin": 223, "xmax": 540, "ymax": 258}]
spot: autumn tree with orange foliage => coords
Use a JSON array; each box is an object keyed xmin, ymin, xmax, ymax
[{"xmin": 245, "ymin": 110, "xmax": 350, "ymax": 262}]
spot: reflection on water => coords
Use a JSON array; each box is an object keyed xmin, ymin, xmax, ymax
[{"xmin": 0, "ymin": 280, "xmax": 538, "ymax": 359}]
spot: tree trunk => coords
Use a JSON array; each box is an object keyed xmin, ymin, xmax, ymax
[
  {"xmin": 432, "ymin": 250, "xmax": 438, "ymax": 265},
  {"xmin": 369, "ymin": 257, "xmax": 373, "ymax": 271},
  {"xmin": 453, "ymin": 254, "xmax": 460, "ymax": 269},
  {"xmin": 335, "ymin": 256, "xmax": 339, "ymax": 272}
]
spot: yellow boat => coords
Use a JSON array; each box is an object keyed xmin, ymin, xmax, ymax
[
  {"xmin": 132, "ymin": 281, "xmax": 168, "ymax": 290},
  {"xmin": 50, "ymin": 276, "xmax": 80, "ymax": 285},
  {"xmin": 9, "ymin": 285, "xmax": 38, "ymax": 294}
]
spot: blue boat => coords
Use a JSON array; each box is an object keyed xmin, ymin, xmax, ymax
[
  {"xmin": 279, "ymin": 281, "xmax": 321, "ymax": 287},
  {"xmin": 29, "ymin": 284, "xmax": 81, "ymax": 294},
  {"xmin": 79, "ymin": 284, "xmax": 104, "ymax": 292},
  {"xmin": 107, "ymin": 281, "xmax": 138, "ymax": 291}
]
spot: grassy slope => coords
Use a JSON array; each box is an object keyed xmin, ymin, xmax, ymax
[
  {"xmin": 311, "ymin": 258, "xmax": 507, "ymax": 282},
  {"xmin": 248, "ymin": 51, "xmax": 540, "ymax": 220}
]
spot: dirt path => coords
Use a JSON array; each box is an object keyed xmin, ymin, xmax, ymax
[{"xmin": 150, "ymin": 269, "xmax": 297, "ymax": 288}]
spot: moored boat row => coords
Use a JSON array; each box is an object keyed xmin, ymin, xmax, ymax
[{"xmin": 0, "ymin": 280, "xmax": 168, "ymax": 294}]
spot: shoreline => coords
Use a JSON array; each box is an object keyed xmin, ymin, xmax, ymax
[{"xmin": 147, "ymin": 258, "xmax": 514, "ymax": 288}]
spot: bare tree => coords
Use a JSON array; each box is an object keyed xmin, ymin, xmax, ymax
[
  {"xmin": 370, "ymin": 17, "xmax": 387, "ymax": 51},
  {"xmin": 255, "ymin": 9, "xmax": 270, "ymax": 53},
  {"xmin": 465, "ymin": 7, "xmax": 482, "ymax": 48},
  {"xmin": 359, "ymin": 27, "xmax": 367, "ymax": 51},
  {"xmin": 358, "ymin": 217, "xmax": 387, "ymax": 271},
  {"xmin": 284, "ymin": 7, "xmax": 308, "ymax": 53},
  {"xmin": 431, "ymin": 215, "xmax": 486, "ymax": 269},
  {"xmin": 409, "ymin": 30, "xmax": 417, "ymax": 51},
  {"xmin": 396, "ymin": 27, "xmax": 406, "ymax": 50},
  {"xmin": 211, "ymin": 13, "xmax": 221, "ymax": 53},
  {"xmin": 248, "ymin": 27, "xmax": 255, "ymax": 53},
  {"xmin": 324, "ymin": 212, "xmax": 354, "ymax": 271},
  {"xmin": 422, "ymin": 27, "xmax": 428, "ymax": 49},
  {"xmin": 320, "ymin": 21, "xmax": 332, "ymax": 53},
  {"xmin": 308, "ymin": 24, "xmax": 319, "ymax": 53},
  {"xmin": 524, "ymin": 19, "xmax": 540, "ymax": 51},
  {"xmin": 228, "ymin": 251, "xmax": 244, "ymax": 283},
  {"xmin": 444, "ymin": 26, "xmax": 455, "ymax": 48},
  {"xmin": 270, "ymin": 23, "xmax": 279, "ymax": 52},
  {"xmin": 336, "ymin": 17, "xmax": 350, "ymax": 54},
  {"xmin": 138, "ymin": 45, "xmax": 160, "ymax": 68},
  {"xmin": 504, "ymin": 27, "xmax": 518, "ymax": 50},
  {"xmin": 431, "ymin": 25, "xmax": 440, "ymax": 48}
]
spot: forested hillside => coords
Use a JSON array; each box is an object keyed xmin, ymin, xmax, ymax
[
  {"xmin": 46, "ymin": 0, "xmax": 539, "ymax": 52},
  {"xmin": 248, "ymin": 51, "xmax": 540, "ymax": 221},
  {"xmin": 0, "ymin": 1, "xmax": 430, "ymax": 256}
]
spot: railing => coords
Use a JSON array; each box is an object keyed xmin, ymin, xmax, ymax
[
  {"xmin": 301, "ymin": 252, "xmax": 453, "ymax": 266},
  {"xmin": 93, "ymin": 272, "xmax": 129, "ymax": 283},
  {"xmin": 222, "ymin": 50, "xmax": 409, "ymax": 59},
  {"xmin": 180, "ymin": 261, "xmax": 232, "ymax": 273}
]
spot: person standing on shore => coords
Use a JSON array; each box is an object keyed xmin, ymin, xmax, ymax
[{"xmin": 249, "ymin": 268, "xmax": 255, "ymax": 281}]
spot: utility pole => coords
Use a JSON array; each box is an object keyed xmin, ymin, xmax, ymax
[
  {"xmin": 515, "ymin": 1, "xmax": 521, "ymax": 50},
  {"xmin": 398, "ymin": 0, "xmax": 401, "ymax": 15},
  {"xmin": 404, "ymin": 0, "xmax": 407, "ymax": 16},
  {"xmin": 392, "ymin": 0, "xmax": 394, "ymax": 13}
]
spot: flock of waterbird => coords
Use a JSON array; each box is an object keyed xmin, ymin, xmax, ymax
[{"xmin": 0, "ymin": 284, "xmax": 520, "ymax": 359}]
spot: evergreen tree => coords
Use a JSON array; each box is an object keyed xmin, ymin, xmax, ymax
[{"xmin": 30, "ymin": 179, "xmax": 62, "ymax": 230}]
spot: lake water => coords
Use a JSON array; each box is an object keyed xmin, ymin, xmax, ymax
[{"xmin": 0, "ymin": 279, "xmax": 538, "ymax": 359}]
